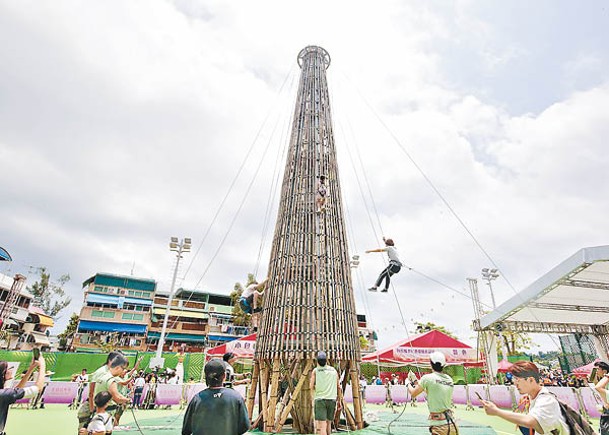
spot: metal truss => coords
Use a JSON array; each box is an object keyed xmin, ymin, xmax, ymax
[{"xmin": 474, "ymin": 320, "xmax": 609, "ymax": 335}]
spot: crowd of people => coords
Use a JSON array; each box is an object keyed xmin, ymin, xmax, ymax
[{"xmin": 2, "ymin": 348, "xmax": 608, "ymax": 435}]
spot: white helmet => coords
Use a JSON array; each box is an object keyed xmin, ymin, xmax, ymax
[{"xmin": 429, "ymin": 351, "xmax": 446, "ymax": 367}]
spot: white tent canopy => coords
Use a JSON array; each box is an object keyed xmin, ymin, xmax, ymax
[{"xmin": 478, "ymin": 246, "xmax": 609, "ymax": 361}]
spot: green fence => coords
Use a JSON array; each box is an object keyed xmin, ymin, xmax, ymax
[
  {"xmin": 360, "ymin": 363, "xmax": 482, "ymax": 384},
  {"xmin": 3, "ymin": 351, "xmax": 484, "ymax": 384},
  {"xmin": 1, "ymin": 350, "xmax": 204, "ymax": 381}
]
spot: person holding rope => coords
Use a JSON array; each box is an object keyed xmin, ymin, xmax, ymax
[
  {"xmin": 310, "ymin": 351, "xmax": 341, "ymax": 435},
  {"xmin": 182, "ymin": 359, "xmax": 249, "ymax": 435},
  {"xmin": 222, "ymin": 353, "xmax": 251, "ymax": 388},
  {"xmin": 77, "ymin": 353, "xmax": 130, "ymax": 432},
  {"xmin": 481, "ymin": 361, "xmax": 568, "ymax": 435},
  {"xmin": 366, "ymin": 237, "xmax": 402, "ymax": 292},
  {"xmin": 406, "ymin": 352, "xmax": 458, "ymax": 435}
]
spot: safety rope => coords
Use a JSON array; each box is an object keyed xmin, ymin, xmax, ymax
[{"xmin": 333, "ymin": 68, "xmax": 563, "ymax": 350}]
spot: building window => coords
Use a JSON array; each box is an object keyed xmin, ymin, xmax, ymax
[
  {"xmin": 122, "ymin": 313, "xmax": 144, "ymax": 321},
  {"xmin": 92, "ymin": 310, "xmax": 115, "ymax": 319}
]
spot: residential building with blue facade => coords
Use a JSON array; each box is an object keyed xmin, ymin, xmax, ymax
[{"xmin": 74, "ymin": 273, "xmax": 156, "ymax": 352}]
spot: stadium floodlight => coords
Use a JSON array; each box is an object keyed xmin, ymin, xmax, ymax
[{"xmin": 150, "ymin": 237, "xmax": 191, "ymax": 369}]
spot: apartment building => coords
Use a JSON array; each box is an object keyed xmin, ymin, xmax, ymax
[
  {"xmin": 73, "ymin": 273, "xmax": 156, "ymax": 352},
  {"xmin": 0, "ymin": 273, "xmax": 54, "ymax": 351},
  {"xmin": 148, "ymin": 288, "xmax": 249, "ymax": 351}
]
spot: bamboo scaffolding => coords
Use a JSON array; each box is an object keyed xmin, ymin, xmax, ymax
[{"xmin": 254, "ymin": 46, "xmax": 363, "ymax": 433}]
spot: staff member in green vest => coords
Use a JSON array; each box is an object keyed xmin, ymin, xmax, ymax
[
  {"xmin": 406, "ymin": 352, "xmax": 458, "ymax": 435},
  {"xmin": 310, "ymin": 351, "xmax": 341, "ymax": 435}
]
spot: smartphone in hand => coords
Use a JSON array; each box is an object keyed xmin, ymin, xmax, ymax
[
  {"xmin": 32, "ymin": 348, "xmax": 40, "ymax": 361},
  {"xmin": 475, "ymin": 391, "xmax": 484, "ymax": 401}
]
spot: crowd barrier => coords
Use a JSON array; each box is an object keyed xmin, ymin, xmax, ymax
[{"xmin": 13, "ymin": 382, "xmax": 605, "ymax": 419}]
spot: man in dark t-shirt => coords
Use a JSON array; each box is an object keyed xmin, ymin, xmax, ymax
[{"xmin": 182, "ymin": 359, "xmax": 250, "ymax": 435}]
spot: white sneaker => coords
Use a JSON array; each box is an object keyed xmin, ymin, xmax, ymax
[{"xmin": 368, "ymin": 287, "xmax": 378, "ymax": 292}]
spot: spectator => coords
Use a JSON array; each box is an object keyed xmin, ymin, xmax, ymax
[
  {"xmin": 0, "ymin": 354, "xmax": 46, "ymax": 432},
  {"xmin": 182, "ymin": 359, "xmax": 249, "ymax": 435},
  {"xmin": 481, "ymin": 361, "xmax": 568, "ymax": 434},
  {"xmin": 79, "ymin": 391, "xmax": 114, "ymax": 435},
  {"xmin": 132, "ymin": 375, "xmax": 146, "ymax": 409},
  {"xmin": 359, "ymin": 376, "xmax": 367, "ymax": 405},
  {"xmin": 222, "ymin": 353, "xmax": 250, "ymax": 388}
]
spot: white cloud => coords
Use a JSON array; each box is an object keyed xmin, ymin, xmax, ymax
[{"xmin": 1, "ymin": 1, "xmax": 607, "ymax": 355}]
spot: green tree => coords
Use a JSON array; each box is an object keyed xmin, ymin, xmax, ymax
[
  {"xmin": 499, "ymin": 330, "xmax": 534, "ymax": 356},
  {"xmin": 58, "ymin": 313, "xmax": 79, "ymax": 350},
  {"xmin": 230, "ymin": 273, "xmax": 257, "ymax": 326},
  {"xmin": 414, "ymin": 321, "xmax": 457, "ymax": 339},
  {"xmin": 359, "ymin": 335, "xmax": 370, "ymax": 350},
  {"xmin": 27, "ymin": 267, "xmax": 71, "ymax": 317}
]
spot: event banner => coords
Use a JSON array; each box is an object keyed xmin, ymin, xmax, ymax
[
  {"xmin": 393, "ymin": 347, "xmax": 478, "ymax": 364},
  {"xmin": 226, "ymin": 339, "xmax": 256, "ymax": 357},
  {"xmin": 43, "ymin": 381, "xmax": 79, "ymax": 404}
]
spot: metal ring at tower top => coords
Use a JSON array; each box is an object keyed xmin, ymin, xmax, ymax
[{"xmin": 297, "ymin": 46, "xmax": 331, "ymax": 69}]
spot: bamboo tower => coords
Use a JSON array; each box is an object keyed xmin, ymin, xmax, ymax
[{"xmin": 248, "ymin": 46, "xmax": 364, "ymax": 433}]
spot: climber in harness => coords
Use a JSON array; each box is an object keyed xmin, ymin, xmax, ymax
[
  {"xmin": 316, "ymin": 175, "xmax": 327, "ymax": 213},
  {"xmin": 366, "ymin": 237, "xmax": 402, "ymax": 292},
  {"xmin": 239, "ymin": 278, "xmax": 268, "ymax": 330}
]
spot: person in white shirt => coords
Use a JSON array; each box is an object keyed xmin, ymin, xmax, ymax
[
  {"xmin": 222, "ymin": 353, "xmax": 251, "ymax": 388},
  {"xmin": 238, "ymin": 278, "xmax": 268, "ymax": 330},
  {"xmin": 366, "ymin": 238, "xmax": 402, "ymax": 293},
  {"xmin": 0, "ymin": 353, "xmax": 46, "ymax": 432},
  {"xmin": 132, "ymin": 375, "xmax": 146, "ymax": 409},
  {"xmin": 481, "ymin": 361, "xmax": 569, "ymax": 434}
]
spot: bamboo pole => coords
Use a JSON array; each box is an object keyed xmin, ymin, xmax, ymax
[
  {"xmin": 265, "ymin": 357, "xmax": 281, "ymax": 433},
  {"xmin": 246, "ymin": 360, "xmax": 260, "ymax": 420},
  {"xmin": 274, "ymin": 360, "xmax": 313, "ymax": 432}
]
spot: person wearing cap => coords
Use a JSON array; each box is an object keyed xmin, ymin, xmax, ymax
[
  {"xmin": 366, "ymin": 237, "xmax": 402, "ymax": 292},
  {"xmin": 222, "ymin": 353, "xmax": 251, "ymax": 388},
  {"xmin": 182, "ymin": 359, "xmax": 249, "ymax": 435},
  {"xmin": 316, "ymin": 175, "xmax": 328, "ymax": 213},
  {"xmin": 480, "ymin": 361, "xmax": 569, "ymax": 435},
  {"xmin": 310, "ymin": 351, "xmax": 341, "ymax": 435},
  {"xmin": 406, "ymin": 352, "xmax": 458, "ymax": 435}
]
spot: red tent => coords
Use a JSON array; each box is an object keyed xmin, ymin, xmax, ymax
[
  {"xmin": 362, "ymin": 330, "xmax": 480, "ymax": 366},
  {"xmin": 497, "ymin": 359, "xmax": 512, "ymax": 373},
  {"xmin": 572, "ymin": 359, "xmax": 599, "ymax": 377},
  {"xmin": 206, "ymin": 333, "xmax": 257, "ymax": 359}
]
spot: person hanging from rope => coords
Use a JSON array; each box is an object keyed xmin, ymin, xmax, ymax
[
  {"xmin": 239, "ymin": 278, "xmax": 268, "ymax": 331},
  {"xmin": 366, "ymin": 237, "xmax": 402, "ymax": 292},
  {"xmin": 316, "ymin": 175, "xmax": 327, "ymax": 213},
  {"xmin": 406, "ymin": 352, "xmax": 459, "ymax": 435}
]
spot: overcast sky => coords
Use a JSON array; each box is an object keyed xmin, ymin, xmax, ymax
[{"xmin": 1, "ymin": 0, "xmax": 608, "ymax": 353}]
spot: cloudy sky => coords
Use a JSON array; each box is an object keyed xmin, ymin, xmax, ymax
[{"xmin": 1, "ymin": 0, "xmax": 608, "ymax": 352}]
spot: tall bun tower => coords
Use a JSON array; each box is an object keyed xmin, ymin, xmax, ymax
[{"xmin": 246, "ymin": 46, "xmax": 364, "ymax": 433}]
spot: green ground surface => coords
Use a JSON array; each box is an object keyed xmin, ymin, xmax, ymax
[{"xmin": 6, "ymin": 403, "xmax": 600, "ymax": 435}]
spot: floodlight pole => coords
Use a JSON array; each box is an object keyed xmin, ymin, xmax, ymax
[
  {"xmin": 481, "ymin": 268, "xmax": 507, "ymax": 361},
  {"xmin": 153, "ymin": 237, "xmax": 191, "ymax": 368}
]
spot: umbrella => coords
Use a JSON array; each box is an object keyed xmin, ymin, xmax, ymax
[{"xmin": 0, "ymin": 247, "xmax": 11, "ymax": 261}]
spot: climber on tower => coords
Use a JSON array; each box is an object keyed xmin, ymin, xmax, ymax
[
  {"xmin": 366, "ymin": 237, "xmax": 402, "ymax": 292},
  {"xmin": 239, "ymin": 278, "xmax": 268, "ymax": 330},
  {"xmin": 316, "ymin": 175, "xmax": 327, "ymax": 213}
]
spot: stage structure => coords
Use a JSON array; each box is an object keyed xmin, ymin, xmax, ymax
[{"xmin": 248, "ymin": 46, "xmax": 364, "ymax": 433}]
